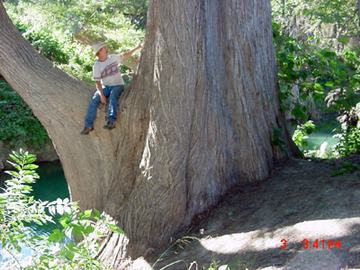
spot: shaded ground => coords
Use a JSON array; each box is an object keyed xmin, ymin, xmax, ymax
[{"xmin": 152, "ymin": 155, "xmax": 360, "ymax": 270}]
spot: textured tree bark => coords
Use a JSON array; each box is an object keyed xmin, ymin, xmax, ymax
[{"xmin": 0, "ymin": 0, "xmax": 297, "ymax": 266}]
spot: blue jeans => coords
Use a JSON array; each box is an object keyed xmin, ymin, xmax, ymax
[{"xmin": 84, "ymin": 85, "xmax": 125, "ymax": 128}]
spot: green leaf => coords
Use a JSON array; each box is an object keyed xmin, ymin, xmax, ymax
[
  {"xmin": 6, "ymin": 161, "xmax": 21, "ymax": 171},
  {"xmin": 314, "ymin": 83, "xmax": 324, "ymax": 94},
  {"xmin": 48, "ymin": 229, "xmax": 65, "ymax": 242},
  {"xmin": 325, "ymin": 81, "xmax": 334, "ymax": 88},
  {"xmin": 292, "ymin": 104, "xmax": 307, "ymax": 121},
  {"xmin": 92, "ymin": 209, "xmax": 101, "ymax": 220},
  {"xmin": 33, "ymin": 219, "xmax": 44, "ymax": 226},
  {"xmin": 25, "ymin": 154, "xmax": 37, "ymax": 164},
  {"xmin": 4, "ymin": 170, "xmax": 20, "ymax": 178},
  {"xmin": 59, "ymin": 215, "xmax": 71, "ymax": 228},
  {"xmin": 72, "ymin": 224, "xmax": 85, "ymax": 237},
  {"xmin": 23, "ymin": 164, "xmax": 39, "ymax": 170},
  {"xmin": 25, "ymin": 171, "xmax": 40, "ymax": 179},
  {"xmin": 61, "ymin": 247, "xmax": 75, "ymax": 261},
  {"xmin": 22, "ymin": 185, "xmax": 33, "ymax": 193},
  {"xmin": 83, "ymin": 225, "xmax": 95, "ymax": 235},
  {"xmin": 0, "ymin": 194, "xmax": 6, "ymax": 205},
  {"xmin": 83, "ymin": 209, "xmax": 92, "ymax": 219},
  {"xmin": 9, "ymin": 153, "xmax": 22, "ymax": 165},
  {"xmin": 338, "ymin": 36, "xmax": 350, "ymax": 45},
  {"xmin": 108, "ymin": 224, "xmax": 125, "ymax": 234},
  {"xmin": 22, "ymin": 176, "xmax": 35, "ymax": 184}
]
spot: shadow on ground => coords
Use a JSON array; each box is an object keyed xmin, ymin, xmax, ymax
[{"xmin": 152, "ymin": 155, "xmax": 360, "ymax": 270}]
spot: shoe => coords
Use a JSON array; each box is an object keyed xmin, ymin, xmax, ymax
[
  {"xmin": 80, "ymin": 127, "xmax": 94, "ymax": 135},
  {"xmin": 103, "ymin": 121, "xmax": 116, "ymax": 129}
]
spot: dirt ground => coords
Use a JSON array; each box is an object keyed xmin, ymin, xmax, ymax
[{"xmin": 152, "ymin": 155, "xmax": 360, "ymax": 270}]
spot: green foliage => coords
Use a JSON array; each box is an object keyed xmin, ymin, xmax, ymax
[
  {"xmin": 5, "ymin": 0, "xmax": 145, "ymax": 82},
  {"xmin": 273, "ymin": 21, "xmax": 360, "ymax": 121},
  {"xmin": 271, "ymin": 128, "xmax": 286, "ymax": 152},
  {"xmin": 0, "ymin": 81, "xmax": 50, "ymax": 149},
  {"xmin": 334, "ymin": 126, "xmax": 360, "ymax": 156},
  {"xmin": 207, "ymin": 260, "xmax": 220, "ymax": 270},
  {"xmin": 1, "ymin": 1, "xmax": 146, "ymax": 148},
  {"xmin": 5, "ymin": 5, "xmax": 95, "ymax": 83},
  {"xmin": 15, "ymin": 21, "xmax": 69, "ymax": 64},
  {"xmin": 271, "ymin": 0, "xmax": 359, "ymax": 47},
  {"xmin": 272, "ymin": 0, "xmax": 360, "ymax": 158},
  {"xmin": 115, "ymin": 0, "xmax": 148, "ymax": 29},
  {"xmin": 57, "ymin": 44, "xmax": 95, "ymax": 84},
  {"xmin": 292, "ymin": 120, "xmax": 316, "ymax": 150},
  {"xmin": 16, "ymin": 0, "xmax": 148, "ymax": 30},
  {"xmin": 205, "ymin": 260, "xmax": 231, "ymax": 270},
  {"xmin": 0, "ymin": 150, "xmax": 123, "ymax": 269},
  {"xmin": 324, "ymin": 49, "xmax": 360, "ymax": 113},
  {"xmin": 273, "ymin": 16, "xmax": 359, "ymax": 157}
]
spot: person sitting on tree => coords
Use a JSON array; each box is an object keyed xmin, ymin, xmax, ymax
[{"xmin": 81, "ymin": 41, "xmax": 142, "ymax": 135}]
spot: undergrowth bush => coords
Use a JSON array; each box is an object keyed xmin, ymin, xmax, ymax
[
  {"xmin": 0, "ymin": 150, "xmax": 123, "ymax": 269},
  {"xmin": 334, "ymin": 126, "xmax": 360, "ymax": 156},
  {"xmin": 0, "ymin": 81, "xmax": 49, "ymax": 149},
  {"xmin": 273, "ymin": 21, "xmax": 359, "ymax": 157}
]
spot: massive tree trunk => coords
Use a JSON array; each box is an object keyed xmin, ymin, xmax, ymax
[{"xmin": 0, "ymin": 0, "xmax": 297, "ymax": 266}]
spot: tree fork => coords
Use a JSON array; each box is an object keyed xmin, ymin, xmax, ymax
[{"xmin": 0, "ymin": 1, "xmax": 125, "ymax": 212}]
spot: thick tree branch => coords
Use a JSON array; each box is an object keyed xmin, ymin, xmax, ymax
[{"xmin": 0, "ymin": 1, "xmax": 120, "ymax": 210}]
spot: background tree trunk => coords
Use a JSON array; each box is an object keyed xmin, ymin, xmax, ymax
[{"xmin": 0, "ymin": 0, "xmax": 297, "ymax": 265}]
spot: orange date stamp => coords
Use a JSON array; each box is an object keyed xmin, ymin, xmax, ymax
[{"xmin": 280, "ymin": 239, "xmax": 342, "ymax": 250}]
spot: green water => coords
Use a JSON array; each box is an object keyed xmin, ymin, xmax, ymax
[
  {"xmin": 0, "ymin": 160, "xmax": 69, "ymax": 235},
  {"xmin": 0, "ymin": 160, "xmax": 69, "ymax": 205},
  {"xmin": 0, "ymin": 160, "xmax": 69, "ymax": 267},
  {"xmin": 0, "ymin": 161, "xmax": 69, "ymax": 236},
  {"xmin": 31, "ymin": 161, "xmax": 70, "ymax": 235},
  {"xmin": 304, "ymin": 120, "xmax": 340, "ymax": 150},
  {"xmin": 32, "ymin": 161, "xmax": 69, "ymax": 202}
]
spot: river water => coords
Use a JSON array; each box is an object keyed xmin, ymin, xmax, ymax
[
  {"xmin": 304, "ymin": 120, "xmax": 339, "ymax": 151},
  {"xmin": 0, "ymin": 161, "xmax": 69, "ymax": 268}
]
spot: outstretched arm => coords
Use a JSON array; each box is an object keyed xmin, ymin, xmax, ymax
[{"xmin": 120, "ymin": 44, "xmax": 143, "ymax": 63}]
